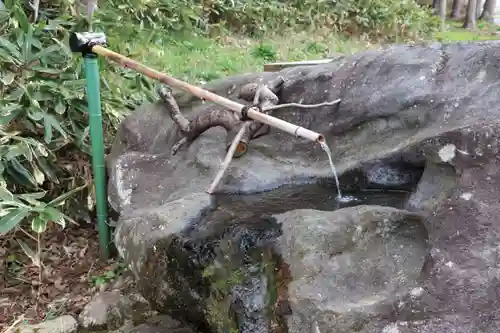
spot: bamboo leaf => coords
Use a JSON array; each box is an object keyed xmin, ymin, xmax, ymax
[
  {"xmin": 5, "ymin": 144, "xmax": 29, "ymax": 161},
  {"xmin": 18, "ymin": 191, "xmax": 46, "ymax": 201},
  {"xmin": 0, "ymin": 186, "xmax": 15, "ymax": 202},
  {"xmin": 13, "ymin": 5, "xmax": 30, "ymax": 33},
  {"xmin": 44, "ymin": 207, "xmax": 66, "ymax": 228},
  {"xmin": 27, "ymin": 44, "xmax": 63, "ymax": 63},
  {"xmin": 32, "ymin": 162, "xmax": 45, "ymax": 185},
  {"xmin": 43, "ymin": 116, "xmax": 53, "ymax": 143},
  {"xmin": 0, "ymin": 36, "xmax": 22, "ymax": 60},
  {"xmin": 0, "ymin": 72, "xmax": 16, "ymax": 85},
  {"xmin": 35, "ymin": 157, "xmax": 58, "ymax": 183},
  {"xmin": 55, "ymin": 101, "xmax": 66, "ymax": 115},
  {"xmin": 0, "ymin": 103, "xmax": 21, "ymax": 114},
  {"xmin": 48, "ymin": 184, "xmax": 87, "ymax": 206},
  {"xmin": 44, "ymin": 114, "xmax": 67, "ymax": 139},
  {"xmin": 0, "ymin": 208, "xmax": 30, "ymax": 234},
  {"xmin": 4, "ymin": 0, "xmax": 14, "ymax": 10},
  {"xmin": 0, "ymin": 103, "xmax": 22, "ymax": 123},
  {"xmin": 7, "ymin": 158, "xmax": 37, "ymax": 188},
  {"xmin": 31, "ymin": 66, "xmax": 62, "ymax": 74},
  {"xmin": 5, "ymin": 86, "xmax": 25, "ymax": 101},
  {"xmin": 21, "ymin": 23, "xmax": 34, "ymax": 59}
]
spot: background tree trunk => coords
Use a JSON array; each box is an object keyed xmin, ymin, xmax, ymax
[
  {"xmin": 450, "ymin": 0, "xmax": 464, "ymax": 18},
  {"xmin": 440, "ymin": 0, "xmax": 447, "ymax": 30},
  {"xmin": 476, "ymin": 0, "xmax": 484, "ymax": 17},
  {"xmin": 479, "ymin": 0, "xmax": 497, "ymax": 22},
  {"xmin": 464, "ymin": 0, "xmax": 478, "ymax": 28},
  {"xmin": 433, "ymin": 0, "xmax": 440, "ymax": 13}
]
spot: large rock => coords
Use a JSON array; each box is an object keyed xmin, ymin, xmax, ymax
[
  {"xmin": 108, "ymin": 40, "xmax": 500, "ymax": 332},
  {"xmin": 274, "ymin": 206, "xmax": 429, "ymax": 333}
]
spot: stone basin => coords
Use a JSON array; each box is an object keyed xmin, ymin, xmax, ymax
[
  {"xmin": 113, "ymin": 180, "xmax": 429, "ymax": 333},
  {"xmin": 109, "ymin": 41, "xmax": 500, "ymax": 333}
]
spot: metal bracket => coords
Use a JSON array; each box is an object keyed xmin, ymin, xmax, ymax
[{"xmin": 69, "ymin": 32, "xmax": 107, "ymax": 55}]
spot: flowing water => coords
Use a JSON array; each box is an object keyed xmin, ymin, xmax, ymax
[{"xmin": 319, "ymin": 140, "xmax": 354, "ymax": 202}]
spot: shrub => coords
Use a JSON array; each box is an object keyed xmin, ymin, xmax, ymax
[
  {"xmin": 0, "ymin": 0, "xmax": 156, "ymax": 240},
  {"xmin": 0, "ymin": 3, "xmax": 89, "ymax": 237},
  {"xmin": 95, "ymin": 0, "xmax": 439, "ymax": 39}
]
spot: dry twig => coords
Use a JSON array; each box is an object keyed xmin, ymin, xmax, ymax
[
  {"xmin": 206, "ymin": 82, "xmax": 281, "ymax": 193},
  {"xmin": 206, "ymin": 121, "xmax": 251, "ymax": 194},
  {"xmin": 263, "ymin": 99, "xmax": 341, "ymax": 112}
]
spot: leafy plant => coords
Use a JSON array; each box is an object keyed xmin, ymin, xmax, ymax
[
  {"xmin": 251, "ymin": 43, "xmax": 277, "ymax": 61},
  {"xmin": 0, "ymin": 0, "xmax": 156, "ymax": 238},
  {"xmin": 90, "ymin": 261, "xmax": 127, "ymax": 287},
  {"xmin": 0, "ymin": 2, "xmax": 91, "ymax": 233},
  {"xmin": 94, "ymin": 0, "xmax": 438, "ymax": 40},
  {"xmin": 0, "ymin": 185, "xmax": 84, "ymax": 235}
]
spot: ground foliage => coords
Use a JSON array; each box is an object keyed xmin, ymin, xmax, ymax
[{"xmin": 101, "ymin": 0, "xmax": 440, "ymax": 38}]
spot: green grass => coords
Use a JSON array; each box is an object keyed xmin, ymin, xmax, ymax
[
  {"xmin": 434, "ymin": 19, "xmax": 500, "ymax": 42},
  {"xmin": 105, "ymin": 21, "xmax": 499, "ymax": 89},
  {"xmin": 105, "ymin": 29, "xmax": 376, "ymax": 86}
]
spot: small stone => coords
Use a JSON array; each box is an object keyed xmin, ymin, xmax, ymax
[
  {"xmin": 79, "ymin": 291, "xmax": 133, "ymax": 331},
  {"xmin": 16, "ymin": 315, "xmax": 78, "ymax": 333}
]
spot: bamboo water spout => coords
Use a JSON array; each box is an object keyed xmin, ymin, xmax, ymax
[{"xmin": 87, "ymin": 44, "xmax": 325, "ymax": 144}]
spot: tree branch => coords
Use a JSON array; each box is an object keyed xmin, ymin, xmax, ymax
[
  {"xmin": 158, "ymin": 86, "xmax": 240, "ymax": 155},
  {"xmin": 238, "ymin": 77, "xmax": 284, "ymax": 143},
  {"xmin": 263, "ymin": 99, "xmax": 341, "ymax": 112}
]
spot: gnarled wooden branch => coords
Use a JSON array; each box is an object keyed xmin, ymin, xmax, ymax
[{"xmin": 158, "ymin": 86, "xmax": 240, "ymax": 155}]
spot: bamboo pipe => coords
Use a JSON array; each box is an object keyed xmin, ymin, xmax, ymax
[{"xmin": 90, "ymin": 45, "xmax": 324, "ymax": 143}]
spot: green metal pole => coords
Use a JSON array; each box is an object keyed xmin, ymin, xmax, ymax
[{"xmin": 83, "ymin": 52, "xmax": 110, "ymax": 260}]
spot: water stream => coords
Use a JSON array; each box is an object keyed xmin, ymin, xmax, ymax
[{"xmin": 319, "ymin": 140, "xmax": 354, "ymax": 203}]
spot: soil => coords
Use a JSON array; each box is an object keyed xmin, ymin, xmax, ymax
[{"xmin": 0, "ymin": 222, "xmax": 131, "ymax": 330}]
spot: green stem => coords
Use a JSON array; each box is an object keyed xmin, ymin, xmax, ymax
[{"xmin": 84, "ymin": 53, "xmax": 110, "ymax": 260}]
